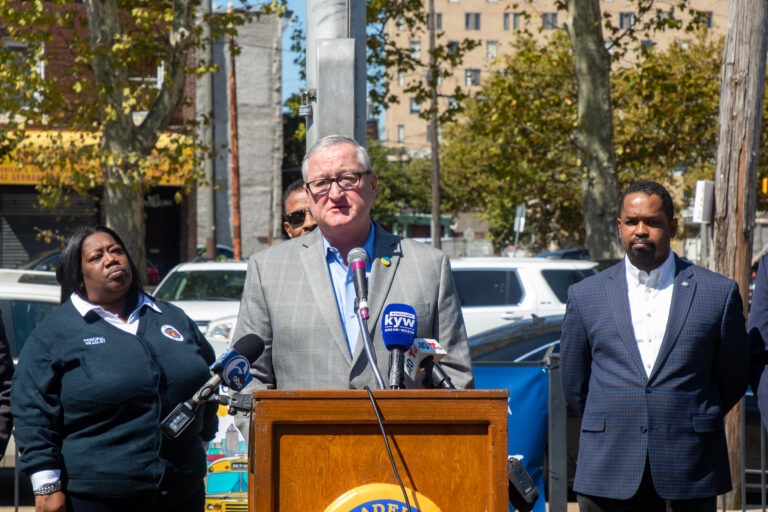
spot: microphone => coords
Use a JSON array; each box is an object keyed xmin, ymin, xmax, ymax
[
  {"xmin": 404, "ymin": 338, "xmax": 455, "ymax": 389},
  {"xmin": 347, "ymin": 247, "xmax": 370, "ymax": 319},
  {"xmin": 160, "ymin": 334, "xmax": 265, "ymax": 438},
  {"xmin": 381, "ymin": 304, "xmax": 417, "ymax": 389}
]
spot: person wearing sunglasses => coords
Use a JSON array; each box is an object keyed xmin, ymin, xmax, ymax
[
  {"xmin": 231, "ymin": 134, "xmax": 473, "ymax": 436},
  {"xmin": 282, "ymin": 178, "xmax": 318, "ymax": 239}
]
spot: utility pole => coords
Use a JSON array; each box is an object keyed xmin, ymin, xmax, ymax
[
  {"xmin": 201, "ymin": 0, "xmax": 216, "ymax": 260},
  {"xmin": 228, "ymin": 8, "xmax": 242, "ymax": 261},
  {"xmin": 427, "ymin": 0, "xmax": 440, "ymax": 250},
  {"xmin": 712, "ymin": 1, "xmax": 768, "ymax": 508}
]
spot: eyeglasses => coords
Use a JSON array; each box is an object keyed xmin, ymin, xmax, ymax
[
  {"xmin": 305, "ymin": 171, "xmax": 372, "ymax": 196},
  {"xmin": 285, "ymin": 208, "xmax": 313, "ymax": 228}
]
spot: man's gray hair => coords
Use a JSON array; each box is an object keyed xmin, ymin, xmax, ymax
[{"xmin": 301, "ymin": 135, "xmax": 371, "ymax": 181}]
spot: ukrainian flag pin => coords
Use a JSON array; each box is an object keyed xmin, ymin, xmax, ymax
[{"xmin": 381, "ymin": 257, "xmax": 391, "ymax": 266}]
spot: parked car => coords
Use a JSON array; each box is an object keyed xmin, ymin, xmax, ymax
[
  {"xmin": 0, "ymin": 269, "xmax": 61, "ymax": 470},
  {"xmin": 152, "ymin": 260, "xmax": 247, "ymax": 356},
  {"xmin": 450, "ymin": 257, "xmax": 598, "ymax": 337},
  {"xmin": 20, "ymin": 250, "xmax": 161, "ymax": 285},
  {"xmin": 535, "ymin": 248, "xmax": 590, "ymax": 260}
]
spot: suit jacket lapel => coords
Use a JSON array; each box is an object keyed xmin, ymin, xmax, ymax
[
  {"xmin": 648, "ymin": 257, "xmax": 696, "ymax": 381},
  {"xmin": 299, "ymin": 230, "xmax": 353, "ymax": 366},
  {"xmin": 607, "ymin": 261, "xmax": 648, "ymax": 378},
  {"xmin": 351, "ymin": 223, "xmax": 402, "ymax": 364}
]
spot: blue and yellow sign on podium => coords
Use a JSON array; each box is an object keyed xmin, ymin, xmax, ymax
[{"xmin": 324, "ymin": 483, "xmax": 443, "ymax": 512}]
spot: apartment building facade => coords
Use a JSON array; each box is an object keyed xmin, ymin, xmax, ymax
[{"xmin": 385, "ymin": 0, "xmax": 730, "ymax": 153}]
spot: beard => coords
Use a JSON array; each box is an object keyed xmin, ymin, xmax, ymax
[{"xmin": 627, "ymin": 240, "xmax": 657, "ymax": 267}]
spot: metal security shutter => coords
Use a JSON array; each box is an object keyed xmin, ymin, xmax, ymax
[{"xmin": 0, "ymin": 186, "xmax": 99, "ymax": 267}]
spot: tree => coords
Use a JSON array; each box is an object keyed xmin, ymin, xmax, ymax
[
  {"xmin": 367, "ymin": 140, "xmax": 431, "ymax": 229},
  {"xmin": 440, "ymin": 30, "xmax": 760, "ymax": 254},
  {"xmin": 558, "ymin": 0, "xmax": 711, "ymax": 259},
  {"xmin": 0, "ymin": 0, "xmax": 282, "ymax": 277},
  {"xmin": 440, "ymin": 32, "xmax": 583, "ymax": 253}
]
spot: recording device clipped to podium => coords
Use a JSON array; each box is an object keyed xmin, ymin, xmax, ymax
[{"xmin": 160, "ymin": 333, "xmax": 264, "ymax": 438}]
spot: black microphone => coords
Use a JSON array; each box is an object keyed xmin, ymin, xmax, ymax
[
  {"xmin": 160, "ymin": 334, "xmax": 265, "ymax": 438},
  {"xmin": 347, "ymin": 247, "xmax": 370, "ymax": 319},
  {"xmin": 381, "ymin": 304, "xmax": 417, "ymax": 389}
]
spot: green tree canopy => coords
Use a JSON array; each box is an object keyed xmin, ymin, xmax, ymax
[{"xmin": 440, "ymin": 30, "xmax": 768, "ymax": 252}]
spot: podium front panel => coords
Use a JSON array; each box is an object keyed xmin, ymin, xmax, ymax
[{"xmin": 248, "ymin": 389, "xmax": 508, "ymax": 511}]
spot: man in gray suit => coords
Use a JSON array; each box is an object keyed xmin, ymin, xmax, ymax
[{"xmin": 232, "ymin": 135, "xmax": 473, "ymax": 406}]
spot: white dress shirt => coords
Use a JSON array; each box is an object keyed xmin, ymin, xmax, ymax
[{"xmin": 625, "ymin": 250, "xmax": 675, "ymax": 378}]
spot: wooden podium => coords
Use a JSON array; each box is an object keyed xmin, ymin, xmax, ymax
[{"xmin": 247, "ymin": 389, "xmax": 509, "ymax": 511}]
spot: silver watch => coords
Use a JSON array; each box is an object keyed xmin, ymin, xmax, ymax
[{"xmin": 34, "ymin": 481, "xmax": 62, "ymax": 496}]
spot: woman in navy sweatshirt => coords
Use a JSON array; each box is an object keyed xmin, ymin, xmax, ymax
[{"xmin": 12, "ymin": 226, "xmax": 218, "ymax": 512}]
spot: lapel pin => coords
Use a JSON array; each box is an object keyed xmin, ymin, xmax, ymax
[
  {"xmin": 381, "ymin": 257, "xmax": 391, "ymax": 267},
  {"xmin": 681, "ymin": 281, "xmax": 689, "ymax": 287}
]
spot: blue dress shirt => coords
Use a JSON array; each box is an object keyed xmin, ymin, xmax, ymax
[{"xmin": 323, "ymin": 222, "xmax": 376, "ymax": 358}]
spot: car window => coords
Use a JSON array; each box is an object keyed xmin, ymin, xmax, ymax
[
  {"xmin": 541, "ymin": 268, "xmax": 597, "ymax": 303},
  {"xmin": 10, "ymin": 300, "xmax": 57, "ymax": 356},
  {"xmin": 154, "ymin": 270, "xmax": 246, "ymax": 301},
  {"xmin": 452, "ymin": 270, "xmax": 523, "ymax": 307}
]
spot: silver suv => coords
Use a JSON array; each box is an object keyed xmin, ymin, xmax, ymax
[{"xmin": 450, "ymin": 257, "xmax": 598, "ymax": 337}]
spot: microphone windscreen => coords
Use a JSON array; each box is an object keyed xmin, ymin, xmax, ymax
[
  {"xmin": 231, "ymin": 333, "xmax": 266, "ymax": 363},
  {"xmin": 347, "ymin": 247, "xmax": 369, "ymax": 266},
  {"xmin": 381, "ymin": 303, "xmax": 417, "ymax": 349}
]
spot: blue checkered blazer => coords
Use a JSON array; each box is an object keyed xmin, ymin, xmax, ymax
[{"xmin": 561, "ymin": 255, "xmax": 749, "ymax": 500}]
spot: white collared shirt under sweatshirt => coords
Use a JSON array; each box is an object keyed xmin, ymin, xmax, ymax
[{"xmin": 624, "ymin": 250, "xmax": 675, "ymax": 378}]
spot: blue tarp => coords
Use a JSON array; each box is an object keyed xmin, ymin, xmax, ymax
[{"xmin": 474, "ymin": 365, "xmax": 549, "ymax": 512}]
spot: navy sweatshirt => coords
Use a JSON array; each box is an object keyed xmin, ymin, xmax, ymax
[{"xmin": 11, "ymin": 298, "xmax": 218, "ymax": 498}]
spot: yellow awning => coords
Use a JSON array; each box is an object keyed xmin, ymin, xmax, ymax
[{"xmin": 0, "ymin": 130, "xmax": 194, "ymax": 186}]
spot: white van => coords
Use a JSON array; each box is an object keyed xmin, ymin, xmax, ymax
[{"xmin": 450, "ymin": 257, "xmax": 599, "ymax": 337}]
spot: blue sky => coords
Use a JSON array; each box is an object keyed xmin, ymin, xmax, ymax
[{"xmin": 281, "ymin": 0, "xmax": 305, "ymax": 104}]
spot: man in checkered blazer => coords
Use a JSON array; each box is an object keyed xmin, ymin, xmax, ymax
[{"xmin": 561, "ymin": 181, "xmax": 749, "ymax": 512}]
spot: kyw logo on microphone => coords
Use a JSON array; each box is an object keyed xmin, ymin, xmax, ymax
[{"xmin": 382, "ymin": 310, "xmax": 416, "ymax": 332}]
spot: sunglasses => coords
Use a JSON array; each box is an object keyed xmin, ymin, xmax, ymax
[{"xmin": 285, "ymin": 208, "xmax": 312, "ymax": 228}]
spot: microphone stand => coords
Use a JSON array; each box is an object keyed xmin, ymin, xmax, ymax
[{"xmin": 356, "ymin": 304, "xmax": 386, "ymax": 390}]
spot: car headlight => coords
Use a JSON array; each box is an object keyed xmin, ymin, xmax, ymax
[{"xmin": 206, "ymin": 315, "xmax": 238, "ymax": 344}]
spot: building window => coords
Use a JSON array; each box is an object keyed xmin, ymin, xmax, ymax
[
  {"xmin": 398, "ymin": 72, "xmax": 405, "ymax": 87},
  {"xmin": 410, "ymin": 41, "xmax": 421, "ymax": 60},
  {"xmin": 396, "ymin": 16, "xmax": 404, "ymax": 30},
  {"xmin": 410, "ymin": 98, "xmax": 420, "ymax": 114},
  {"xmin": 447, "ymin": 0, "xmax": 458, "ymax": 2},
  {"xmin": 447, "ymin": 40, "xmax": 460, "ymax": 57},
  {"xmin": 703, "ymin": 11, "xmax": 713, "ymax": 28},
  {"xmin": 542, "ymin": 12, "xmax": 557, "ymax": 30},
  {"xmin": 465, "ymin": 68, "xmax": 481, "ymax": 87},
  {"xmin": 427, "ymin": 13, "xmax": 442, "ymax": 30},
  {"xmin": 397, "ymin": 125, "xmax": 405, "ymax": 143},
  {"xmin": 486, "ymin": 41, "xmax": 498, "ymax": 59},
  {"xmin": 619, "ymin": 12, "xmax": 635, "ymax": 29},
  {"xmin": 503, "ymin": 12, "xmax": 510, "ymax": 30},
  {"xmin": 640, "ymin": 40, "xmax": 652, "ymax": 50},
  {"xmin": 427, "ymin": 125, "xmax": 431, "ymax": 141},
  {"xmin": 465, "ymin": 13, "xmax": 480, "ymax": 30},
  {"xmin": 605, "ymin": 40, "xmax": 614, "ymax": 55},
  {"xmin": 514, "ymin": 13, "xmax": 522, "ymax": 30}
]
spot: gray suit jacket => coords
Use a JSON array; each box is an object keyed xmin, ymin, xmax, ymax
[{"xmin": 232, "ymin": 223, "xmax": 473, "ymax": 401}]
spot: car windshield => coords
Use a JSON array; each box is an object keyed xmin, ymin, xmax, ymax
[
  {"xmin": 154, "ymin": 270, "xmax": 246, "ymax": 301},
  {"xmin": 10, "ymin": 300, "xmax": 58, "ymax": 356},
  {"xmin": 206, "ymin": 471, "xmax": 246, "ymax": 494}
]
